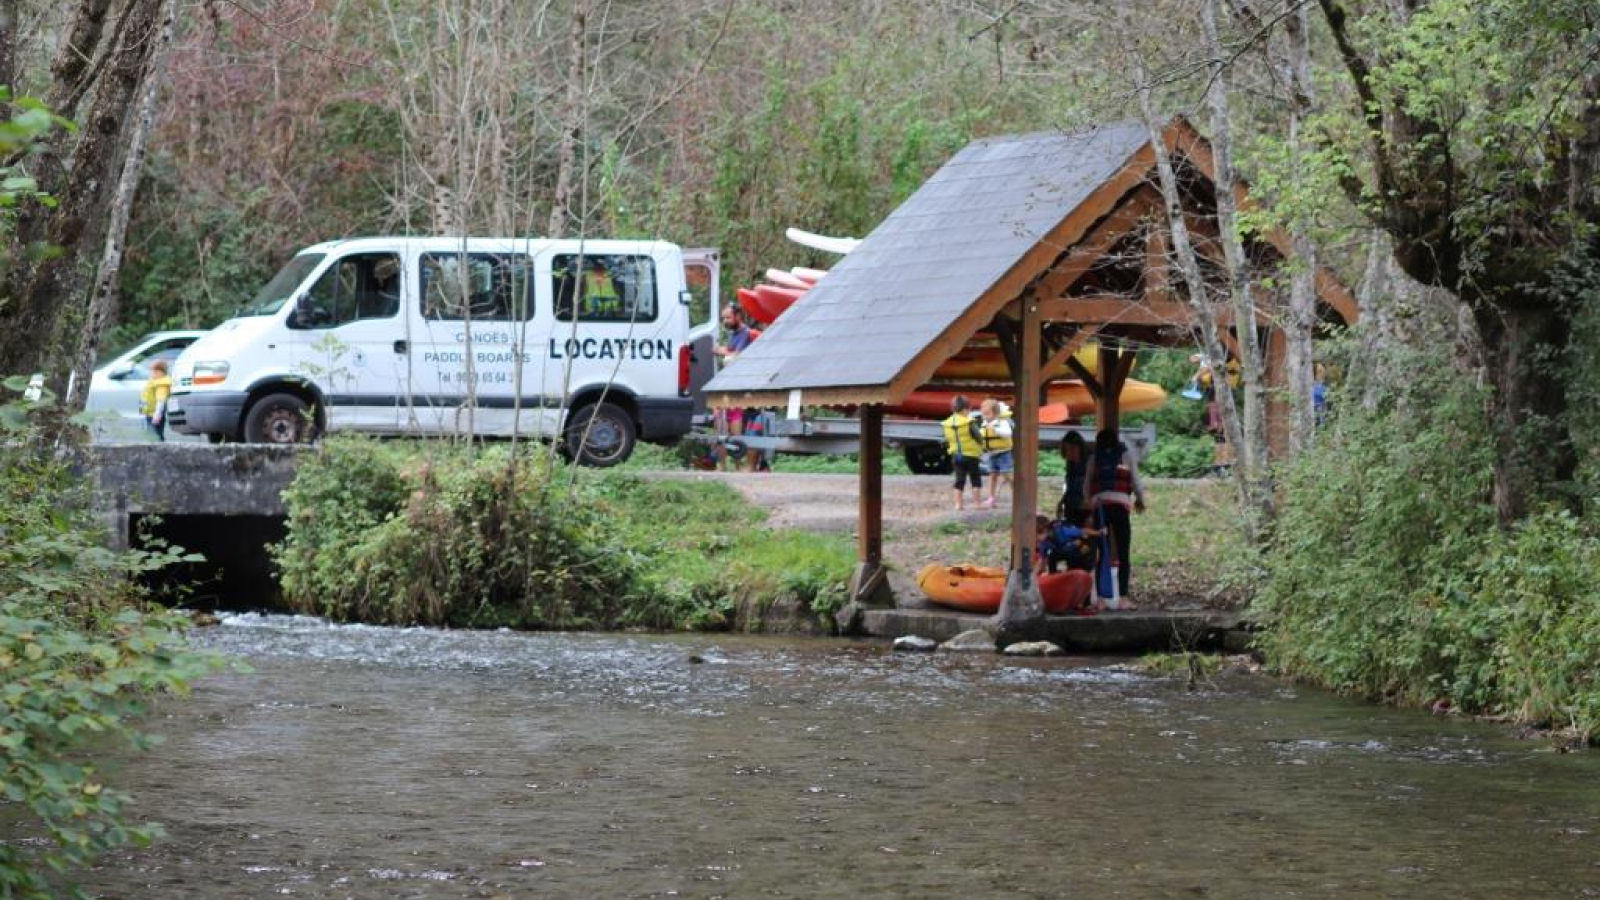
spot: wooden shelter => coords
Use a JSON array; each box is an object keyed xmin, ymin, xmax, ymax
[{"xmin": 706, "ymin": 117, "xmax": 1356, "ymax": 633}]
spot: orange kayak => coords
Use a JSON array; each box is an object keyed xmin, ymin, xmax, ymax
[
  {"xmin": 916, "ymin": 564, "xmax": 1093, "ymax": 615},
  {"xmin": 889, "ymin": 380, "xmax": 1166, "ymax": 420}
]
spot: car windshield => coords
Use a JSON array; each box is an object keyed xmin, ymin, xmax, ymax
[{"xmin": 241, "ymin": 254, "xmax": 325, "ymax": 315}]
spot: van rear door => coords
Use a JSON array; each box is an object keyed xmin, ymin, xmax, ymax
[{"xmin": 683, "ymin": 248, "xmax": 720, "ymax": 415}]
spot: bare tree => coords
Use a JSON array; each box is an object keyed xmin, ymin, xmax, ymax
[{"xmin": 1199, "ymin": 0, "xmax": 1271, "ymax": 516}]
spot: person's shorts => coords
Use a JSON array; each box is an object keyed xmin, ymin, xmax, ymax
[
  {"xmin": 953, "ymin": 456, "xmax": 983, "ymax": 491},
  {"xmin": 987, "ymin": 450, "xmax": 1014, "ymax": 474}
]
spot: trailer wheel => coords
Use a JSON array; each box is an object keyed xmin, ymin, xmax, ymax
[
  {"xmin": 565, "ymin": 401, "xmax": 636, "ymax": 467},
  {"xmin": 244, "ymin": 393, "xmax": 316, "ymax": 444},
  {"xmin": 904, "ymin": 443, "xmax": 952, "ymax": 475}
]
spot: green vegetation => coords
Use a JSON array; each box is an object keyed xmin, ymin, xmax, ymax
[
  {"xmin": 275, "ymin": 437, "xmax": 853, "ymax": 631},
  {"xmin": 0, "ymin": 385, "xmax": 218, "ymax": 898},
  {"xmin": 1256, "ymin": 345, "xmax": 1600, "ymax": 741}
]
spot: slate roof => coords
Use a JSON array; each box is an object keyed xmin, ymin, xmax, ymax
[{"xmin": 705, "ymin": 121, "xmax": 1153, "ymax": 406}]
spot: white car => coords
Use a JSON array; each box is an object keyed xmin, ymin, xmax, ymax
[{"xmin": 84, "ymin": 330, "xmax": 208, "ymax": 442}]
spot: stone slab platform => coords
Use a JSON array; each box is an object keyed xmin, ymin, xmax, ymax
[{"xmin": 860, "ymin": 607, "xmax": 1250, "ymax": 653}]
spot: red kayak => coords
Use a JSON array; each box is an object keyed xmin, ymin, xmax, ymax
[
  {"xmin": 736, "ymin": 287, "xmax": 778, "ymax": 324},
  {"xmin": 754, "ymin": 283, "xmax": 806, "ymax": 317}
]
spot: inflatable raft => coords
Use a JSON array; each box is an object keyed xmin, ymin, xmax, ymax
[{"xmin": 916, "ymin": 564, "xmax": 1093, "ymax": 615}]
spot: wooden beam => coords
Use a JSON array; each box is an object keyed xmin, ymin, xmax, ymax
[
  {"xmin": 991, "ymin": 313, "xmax": 1022, "ymax": 382},
  {"xmin": 1041, "ymin": 326, "xmax": 1100, "ymax": 385},
  {"xmin": 1095, "ymin": 344, "xmax": 1136, "ymax": 434},
  {"xmin": 1063, "ymin": 356, "xmax": 1102, "ymax": 398}
]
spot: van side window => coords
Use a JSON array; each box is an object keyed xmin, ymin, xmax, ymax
[
  {"xmin": 297, "ymin": 253, "xmax": 401, "ymax": 328},
  {"xmin": 553, "ymin": 254, "xmax": 657, "ymax": 323},
  {"xmin": 421, "ymin": 252, "xmax": 534, "ymax": 321}
]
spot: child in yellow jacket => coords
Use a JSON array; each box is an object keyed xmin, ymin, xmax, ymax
[
  {"xmin": 941, "ymin": 395, "xmax": 985, "ymax": 511},
  {"xmin": 141, "ymin": 359, "xmax": 172, "ymax": 441}
]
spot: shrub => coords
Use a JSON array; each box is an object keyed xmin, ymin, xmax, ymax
[
  {"xmin": 276, "ymin": 439, "xmax": 855, "ymax": 632},
  {"xmin": 1, "ymin": 388, "xmax": 217, "ymax": 897},
  {"xmin": 1255, "ymin": 344, "xmax": 1494, "ymax": 703},
  {"xmin": 278, "ymin": 440, "xmax": 632, "ymax": 629},
  {"xmin": 1256, "ymin": 340, "xmax": 1600, "ymax": 740}
]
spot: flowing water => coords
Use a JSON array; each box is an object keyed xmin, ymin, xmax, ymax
[{"xmin": 78, "ymin": 614, "xmax": 1600, "ymax": 899}]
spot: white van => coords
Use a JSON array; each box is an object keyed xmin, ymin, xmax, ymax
[{"xmin": 167, "ymin": 237, "xmax": 720, "ymax": 465}]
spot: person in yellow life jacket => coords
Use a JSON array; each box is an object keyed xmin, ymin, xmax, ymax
[
  {"xmin": 141, "ymin": 359, "xmax": 173, "ymax": 442},
  {"xmin": 979, "ymin": 397, "xmax": 1014, "ymax": 509},
  {"xmin": 582, "ymin": 259, "xmax": 622, "ymax": 317},
  {"xmin": 941, "ymin": 395, "xmax": 985, "ymax": 511}
]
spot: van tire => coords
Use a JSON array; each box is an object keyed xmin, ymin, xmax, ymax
[
  {"xmin": 244, "ymin": 393, "xmax": 315, "ymax": 445},
  {"xmin": 564, "ymin": 401, "xmax": 635, "ymax": 467}
]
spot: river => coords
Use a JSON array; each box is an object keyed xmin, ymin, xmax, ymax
[{"xmin": 80, "ymin": 614, "xmax": 1599, "ymax": 899}]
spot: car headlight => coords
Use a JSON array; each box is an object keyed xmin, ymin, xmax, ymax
[{"xmin": 192, "ymin": 361, "xmax": 230, "ymax": 386}]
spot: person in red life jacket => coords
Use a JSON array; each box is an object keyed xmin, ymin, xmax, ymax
[
  {"xmin": 1085, "ymin": 429, "xmax": 1147, "ymax": 607},
  {"xmin": 1034, "ymin": 515, "xmax": 1096, "ymax": 613}
]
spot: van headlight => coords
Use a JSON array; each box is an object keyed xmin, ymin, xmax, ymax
[{"xmin": 192, "ymin": 361, "xmax": 230, "ymax": 386}]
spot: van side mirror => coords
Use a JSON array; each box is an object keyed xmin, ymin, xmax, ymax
[
  {"xmin": 679, "ymin": 290, "xmax": 692, "ymax": 307},
  {"xmin": 291, "ymin": 295, "xmax": 315, "ymax": 329},
  {"xmin": 107, "ymin": 361, "xmax": 135, "ymax": 380}
]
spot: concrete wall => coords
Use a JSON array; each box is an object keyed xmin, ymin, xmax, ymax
[{"xmin": 79, "ymin": 444, "xmax": 303, "ymax": 549}]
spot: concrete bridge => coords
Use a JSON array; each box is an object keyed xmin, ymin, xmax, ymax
[{"xmin": 80, "ymin": 443, "xmax": 302, "ymax": 606}]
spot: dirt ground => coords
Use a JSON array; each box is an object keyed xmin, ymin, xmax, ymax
[{"xmin": 665, "ymin": 471, "xmax": 1246, "ymax": 610}]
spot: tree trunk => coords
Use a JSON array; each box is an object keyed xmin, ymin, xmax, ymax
[
  {"xmin": 0, "ymin": 0, "xmax": 164, "ymax": 385},
  {"xmin": 1280, "ymin": 0, "xmax": 1318, "ymax": 456},
  {"xmin": 1473, "ymin": 300, "xmax": 1577, "ymax": 523},
  {"xmin": 1132, "ymin": 51, "xmax": 1257, "ymax": 537},
  {"xmin": 64, "ymin": 0, "xmax": 176, "ymax": 415},
  {"xmin": 547, "ymin": 0, "xmax": 588, "ymax": 237},
  {"xmin": 1200, "ymin": 0, "xmax": 1271, "ymax": 519}
]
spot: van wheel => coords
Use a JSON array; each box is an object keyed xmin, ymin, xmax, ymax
[
  {"xmin": 905, "ymin": 443, "xmax": 953, "ymax": 475},
  {"xmin": 244, "ymin": 393, "xmax": 315, "ymax": 444},
  {"xmin": 564, "ymin": 402, "xmax": 635, "ymax": 467}
]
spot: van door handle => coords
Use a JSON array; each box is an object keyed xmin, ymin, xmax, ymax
[{"xmin": 393, "ymin": 340, "xmax": 408, "ymax": 354}]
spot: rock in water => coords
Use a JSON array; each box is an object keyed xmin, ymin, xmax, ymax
[
  {"xmin": 1002, "ymin": 640, "xmax": 1064, "ymax": 657},
  {"xmin": 892, "ymin": 635, "xmax": 938, "ymax": 653},
  {"xmin": 939, "ymin": 629, "xmax": 996, "ymax": 653}
]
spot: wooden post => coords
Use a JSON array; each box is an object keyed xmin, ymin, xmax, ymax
[
  {"xmin": 1096, "ymin": 343, "xmax": 1131, "ymax": 435},
  {"xmin": 847, "ymin": 403, "xmax": 890, "ymax": 606},
  {"xmin": 997, "ymin": 296, "xmax": 1045, "ymax": 637},
  {"xmin": 858, "ymin": 402, "xmax": 884, "ymax": 574}
]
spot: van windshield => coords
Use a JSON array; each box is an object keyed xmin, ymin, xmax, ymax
[{"xmin": 241, "ymin": 254, "xmax": 325, "ymax": 315}]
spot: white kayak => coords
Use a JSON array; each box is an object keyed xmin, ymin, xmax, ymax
[{"xmin": 785, "ymin": 227, "xmax": 860, "ymax": 255}]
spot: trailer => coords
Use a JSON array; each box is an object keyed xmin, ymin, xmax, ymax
[{"xmin": 693, "ymin": 413, "xmax": 1155, "ymax": 474}]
